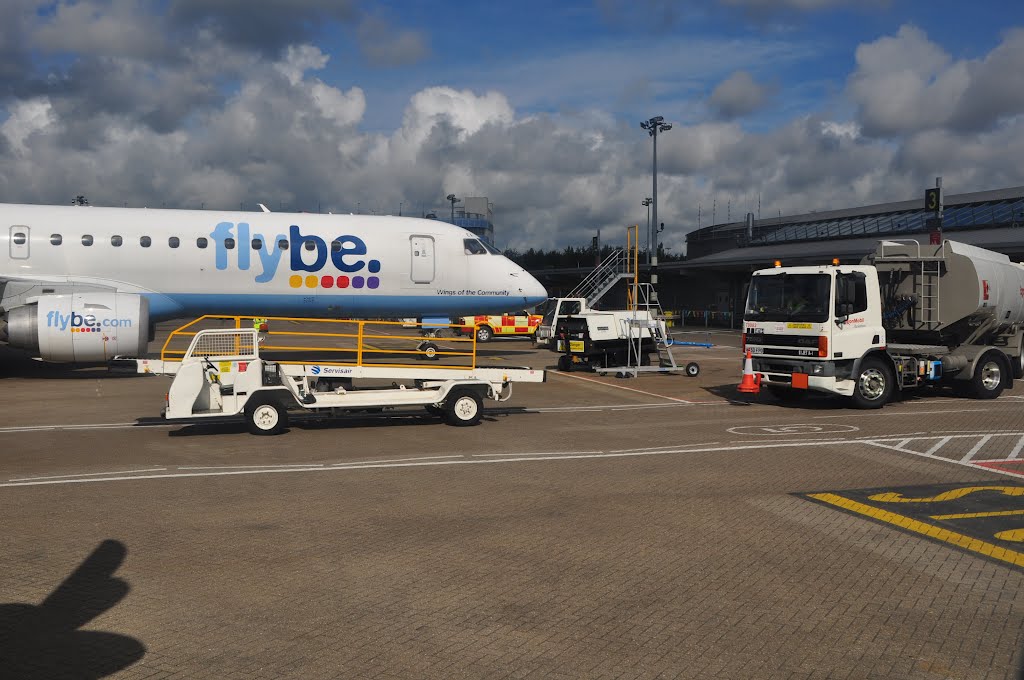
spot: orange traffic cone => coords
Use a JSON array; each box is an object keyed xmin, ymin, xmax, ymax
[{"xmin": 737, "ymin": 349, "xmax": 761, "ymax": 395}]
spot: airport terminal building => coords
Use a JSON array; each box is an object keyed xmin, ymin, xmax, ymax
[{"xmin": 653, "ymin": 185, "xmax": 1024, "ymax": 326}]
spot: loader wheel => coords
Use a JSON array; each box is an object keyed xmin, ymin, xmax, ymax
[
  {"xmin": 685, "ymin": 362, "xmax": 700, "ymax": 377},
  {"xmin": 246, "ymin": 397, "xmax": 288, "ymax": 435},
  {"xmin": 419, "ymin": 342, "xmax": 440, "ymax": 361},
  {"xmin": 970, "ymin": 350, "xmax": 1007, "ymax": 400},
  {"xmin": 850, "ymin": 357, "xmax": 893, "ymax": 409},
  {"xmin": 444, "ymin": 389, "xmax": 483, "ymax": 426}
]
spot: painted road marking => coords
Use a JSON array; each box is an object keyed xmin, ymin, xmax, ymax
[
  {"xmin": 727, "ymin": 424, "xmax": 859, "ymax": 436},
  {"xmin": 805, "ymin": 489, "xmax": 1024, "ymax": 570},
  {"xmin": 549, "ymin": 371, "xmax": 695, "ymax": 403},
  {"xmin": 10, "ymin": 431, "xmax": 1024, "ymax": 490}
]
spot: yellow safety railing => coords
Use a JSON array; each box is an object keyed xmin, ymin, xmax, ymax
[
  {"xmin": 160, "ymin": 315, "xmax": 478, "ymax": 369},
  {"xmin": 626, "ymin": 225, "xmax": 640, "ymax": 311}
]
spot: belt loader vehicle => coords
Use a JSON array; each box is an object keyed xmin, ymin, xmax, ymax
[
  {"xmin": 126, "ymin": 316, "xmax": 545, "ymax": 434},
  {"xmin": 742, "ymin": 239, "xmax": 1024, "ymax": 408}
]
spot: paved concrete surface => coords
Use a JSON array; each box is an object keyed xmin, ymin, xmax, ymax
[{"xmin": 2, "ymin": 327, "xmax": 1024, "ymax": 679}]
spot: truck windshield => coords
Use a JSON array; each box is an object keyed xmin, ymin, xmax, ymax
[{"xmin": 745, "ymin": 273, "xmax": 830, "ymax": 323}]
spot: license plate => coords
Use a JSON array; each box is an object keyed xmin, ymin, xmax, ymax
[{"xmin": 748, "ymin": 346, "xmax": 764, "ymax": 355}]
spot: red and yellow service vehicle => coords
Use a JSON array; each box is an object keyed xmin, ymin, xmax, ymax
[{"xmin": 454, "ymin": 311, "xmax": 543, "ymax": 343}]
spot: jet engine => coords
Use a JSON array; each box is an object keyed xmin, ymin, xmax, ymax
[{"xmin": 2, "ymin": 293, "xmax": 150, "ymax": 362}]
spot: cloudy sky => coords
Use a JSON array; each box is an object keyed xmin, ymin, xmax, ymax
[{"xmin": 0, "ymin": 1, "xmax": 1022, "ymax": 254}]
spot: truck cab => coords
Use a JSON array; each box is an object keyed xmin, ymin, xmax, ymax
[{"xmin": 744, "ymin": 264, "xmax": 886, "ymax": 401}]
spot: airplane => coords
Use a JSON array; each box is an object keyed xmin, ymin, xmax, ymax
[{"xmin": 0, "ymin": 203, "xmax": 548, "ymax": 362}]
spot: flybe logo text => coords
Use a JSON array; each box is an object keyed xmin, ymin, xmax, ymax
[
  {"xmin": 211, "ymin": 223, "xmax": 382, "ymax": 284},
  {"xmin": 46, "ymin": 311, "xmax": 133, "ymax": 332}
]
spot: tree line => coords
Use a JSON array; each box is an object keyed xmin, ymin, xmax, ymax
[{"xmin": 502, "ymin": 244, "xmax": 683, "ymax": 270}]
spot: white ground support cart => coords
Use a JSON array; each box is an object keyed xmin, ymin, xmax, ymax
[{"xmin": 127, "ymin": 316, "xmax": 545, "ymax": 435}]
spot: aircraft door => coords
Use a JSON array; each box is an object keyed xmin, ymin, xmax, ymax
[
  {"xmin": 410, "ymin": 235, "xmax": 435, "ymax": 284},
  {"xmin": 9, "ymin": 225, "xmax": 29, "ymax": 259}
]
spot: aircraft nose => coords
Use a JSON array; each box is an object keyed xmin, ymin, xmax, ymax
[{"xmin": 519, "ymin": 270, "xmax": 548, "ymax": 308}]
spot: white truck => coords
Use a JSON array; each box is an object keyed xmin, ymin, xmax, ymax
[
  {"xmin": 130, "ymin": 324, "xmax": 545, "ymax": 434},
  {"xmin": 533, "ymin": 297, "xmax": 589, "ymax": 348},
  {"xmin": 743, "ymin": 239, "xmax": 1024, "ymax": 408}
]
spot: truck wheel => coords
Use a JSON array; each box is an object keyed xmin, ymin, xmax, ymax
[
  {"xmin": 1013, "ymin": 351, "xmax": 1024, "ymax": 380},
  {"xmin": 557, "ymin": 355, "xmax": 572, "ymax": 372},
  {"xmin": 246, "ymin": 397, "xmax": 288, "ymax": 435},
  {"xmin": 444, "ymin": 389, "xmax": 483, "ymax": 426},
  {"xmin": 970, "ymin": 351, "xmax": 1007, "ymax": 399},
  {"xmin": 475, "ymin": 326, "xmax": 493, "ymax": 343},
  {"xmin": 419, "ymin": 342, "xmax": 440, "ymax": 360},
  {"xmin": 851, "ymin": 357, "xmax": 893, "ymax": 409}
]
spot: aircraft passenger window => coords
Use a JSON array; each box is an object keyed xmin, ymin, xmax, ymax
[
  {"xmin": 331, "ymin": 240, "xmax": 341, "ymax": 252},
  {"xmin": 196, "ymin": 237, "xmax": 208, "ymax": 249},
  {"xmin": 463, "ymin": 239, "xmax": 486, "ymax": 255},
  {"xmin": 277, "ymin": 239, "xmax": 289, "ymax": 250},
  {"xmin": 224, "ymin": 238, "xmax": 235, "ymax": 250},
  {"xmin": 140, "ymin": 236, "xmax": 152, "ymax": 248},
  {"xmin": 50, "ymin": 234, "xmax": 62, "ymax": 246},
  {"xmin": 111, "ymin": 235, "xmax": 123, "ymax": 247},
  {"xmin": 81, "ymin": 235, "xmax": 93, "ymax": 246},
  {"xmin": 251, "ymin": 238, "xmax": 262, "ymax": 250},
  {"xmin": 304, "ymin": 241, "xmax": 315, "ymax": 251},
  {"xmin": 168, "ymin": 237, "xmax": 180, "ymax": 248},
  {"xmin": 12, "ymin": 232, "xmax": 27, "ymax": 245}
]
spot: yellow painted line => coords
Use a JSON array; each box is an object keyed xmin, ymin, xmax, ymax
[
  {"xmin": 807, "ymin": 493, "xmax": 1024, "ymax": 568},
  {"xmin": 930, "ymin": 508, "xmax": 1024, "ymax": 520}
]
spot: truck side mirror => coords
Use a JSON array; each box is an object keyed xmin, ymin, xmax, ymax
[{"xmin": 835, "ymin": 302, "xmax": 853, "ymax": 319}]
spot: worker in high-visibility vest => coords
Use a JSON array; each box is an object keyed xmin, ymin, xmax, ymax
[{"xmin": 253, "ymin": 317, "xmax": 268, "ymax": 344}]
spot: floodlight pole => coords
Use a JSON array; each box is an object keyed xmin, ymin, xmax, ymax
[{"xmin": 641, "ymin": 116, "xmax": 672, "ymax": 304}]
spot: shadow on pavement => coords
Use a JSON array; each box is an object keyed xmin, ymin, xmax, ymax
[
  {"xmin": 0, "ymin": 540, "xmax": 145, "ymax": 679},
  {"xmin": 166, "ymin": 407, "xmax": 536, "ymax": 436}
]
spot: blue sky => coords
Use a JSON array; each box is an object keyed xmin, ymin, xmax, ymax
[{"xmin": 1, "ymin": 0, "xmax": 1023, "ymax": 251}]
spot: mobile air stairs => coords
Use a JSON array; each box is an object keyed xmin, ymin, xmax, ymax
[{"xmin": 596, "ymin": 282, "xmax": 702, "ymax": 379}]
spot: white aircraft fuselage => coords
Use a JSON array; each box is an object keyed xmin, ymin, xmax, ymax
[{"xmin": 0, "ymin": 203, "xmax": 547, "ymax": 361}]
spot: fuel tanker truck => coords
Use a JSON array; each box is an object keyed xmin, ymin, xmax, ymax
[{"xmin": 741, "ymin": 239, "xmax": 1024, "ymax": 408}]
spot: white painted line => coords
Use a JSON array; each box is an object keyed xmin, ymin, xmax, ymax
[
  {"xmin": 178, "ymin": 464, "xmax": 326, "ymax": 470},
  {"xmin": 961, "ymin": 435, "xmax": 993, "ymax": 463},
  {"xmin": 472, "ymin": 450, "xmax": 604, "ymax": 457},
  {"xmin": 0, "ymin": 422, "xmax": 170, "ymax": 433},
  {"xmin": 924, "ymin": 437, "xmax": 952, "ymax": 456},
  {"xmin": 549, "ymin": 371, "xmax": 694, "ymax": 403},
  {"xmin": 812, "ymin": 409, "xmax": 988, "ymax": 419},
  {"xmin": 330, "ymin": 455, "xmax": 463, "ymax": 465},
  {"xmin": 9, "ymin": 467, "xmax": 168, "ymax": 482},
  {"xmin": 1008, "ymin": 435, "xmax": 1024, "ymax": 460},
  {"xmin": 610, "ymin": 443, "xmax": 719, "ymax": 453}
]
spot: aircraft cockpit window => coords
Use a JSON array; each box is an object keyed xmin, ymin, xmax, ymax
[
  {"xmin": 224, "ymin": 238, "xmax": 235, "ymax": 250},
  {"xmin": 50, "ymin": 234, "xmax": 62, "ymax": 246},
  {"xmin": 251, "ymin": 238, "xmax": 262, "ymax": 250},
  {"xmin": 482, "ymin": 241, "xmax": 501, "ymax": 255},
  {"xmin": 464, "ymin": 239, "xmax": 487, "ymax": 255},
  {"xmin": 81, "ymin": 235, "xmax": 93, "ymax": 246},
  {"xmin": 277, "ymin": 239, "xmax": 289, "ymax": 251},
  {"xmin": 111, "ymin": 235, "xmax": 123, "ymax": 247},
  {"xmin": 196, "ymin": 237, "xmax": 208, "ymax": 249},
  {"xmin": 140, "ymin": 236, "xmax": 152, "ymax": 248},
  {"xmin": 169, "ymin": 237, "xmax": 180, "ymax": 248},
  {"xmin": 304, "ymin": 241, "xmax": 316, "ymax": 251}
]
